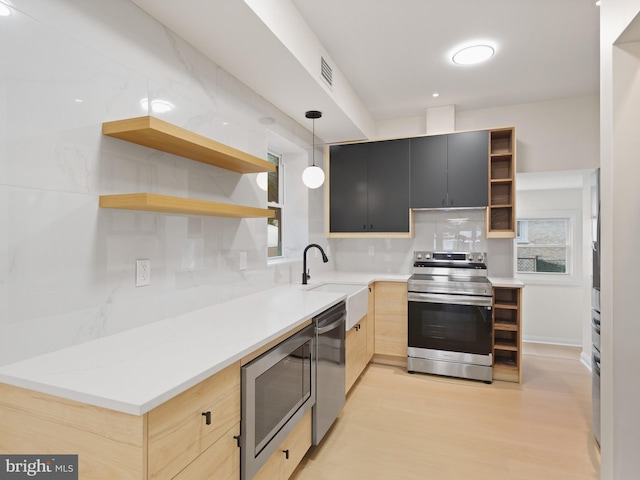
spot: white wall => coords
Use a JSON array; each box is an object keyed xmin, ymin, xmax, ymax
[
  {"xmin": 600, "ymin": 1, "xmax": 640, "ymax": 477},
  {"xmin": 0, "ymin": 0, "xmax": 322, "ymax": 365},
  {"xmin": 377, "ymin": 95, "xmax": 600, "ymax": 175},
  {"xmin": 515, "ymin": 184, "xmax": 591, "ymax": 352}
]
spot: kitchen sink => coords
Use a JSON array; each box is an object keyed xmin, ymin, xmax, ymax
[{"xmin": 307, "ymin": 283, "xmax": 368, "ymax": 330}]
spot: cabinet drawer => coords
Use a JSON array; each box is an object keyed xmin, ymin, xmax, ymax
[
  {"xmin": 252, "ymin": 410, "xmax": 312, "ymax": 480},
  {"xmin": 283, "ymin": 409, "xmax": 312, "ymax": 479},
  {"xmin": 148, "ymin": 362, "xmax": 241, "ymax": 479},
  {"xmin": 172, "ymin": 423, "xmax": 240, "ymax": 480}
]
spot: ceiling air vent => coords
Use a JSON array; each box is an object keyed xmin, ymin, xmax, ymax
[{"xmin": 321, "ymin": 56, "xmax": 333, "ymax": 87}]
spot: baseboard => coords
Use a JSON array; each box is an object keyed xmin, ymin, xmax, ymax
[
  {"xmin": 522, "ymin": 341, "xmax": 582, "ymax": 360},
  {"xmin": 580, "ymin": 351, "xmax": 592, "ymax": 371},
  {"xmin": 522, "ymin": 336, "xmax": 582, "ymax": 347}
]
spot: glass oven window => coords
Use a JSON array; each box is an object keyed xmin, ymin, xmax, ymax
[
  {"xmin": 254, "ymin": 341, "xmax": 312, "ymax": 454},
  {"xmin": 408, "ymin": 303, "xmax": 492, "ymax": 355}
]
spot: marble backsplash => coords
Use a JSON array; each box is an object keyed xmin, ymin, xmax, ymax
[
  {"xmin": 0, "ymin": 0, "xmax": 321, "ymax": 365},
  {"xmin": 329, "ymin": 209, "xmax": 513, "ymax": 276}
]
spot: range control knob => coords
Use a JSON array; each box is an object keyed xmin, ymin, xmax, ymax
[
  {"xmin": 467, "ymin": 253, "xmax": 474, "ymax": 262},
  {"xmin": 477, "ymin": 253, "xmax": 485, "ymax": 263},
  {"xmin": 425, "ymin": 253, "xmax": 431, "ymax": 259},
  {"xmin": 416, "ymin": 253, "xmax": 422, "ymax": 260}
]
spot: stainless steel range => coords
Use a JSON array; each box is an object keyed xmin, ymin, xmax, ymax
[{"xmin": 407, "ymin": 251, "xmax": 493, "ymax": 382}]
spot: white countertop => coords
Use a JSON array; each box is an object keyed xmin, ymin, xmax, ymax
[
  {"xmin": 488, "ymin": 277, "xmax": 524, "ymax": 288},
  {"xmin": 0, "ymin": 273, "xmax": 407, "ymax": 416},
  {"xmin": 0, "ymin": 284, "xmax": 346, "ymax": 415}
]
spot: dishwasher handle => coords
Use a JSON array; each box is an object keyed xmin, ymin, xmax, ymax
[
  {"xmin": 314, "ymin": 301, "xmax": 346, "ymax": 331},
  {"xmin": 316, "ymin": 317, "xmax": 345, "ymax": 335}
]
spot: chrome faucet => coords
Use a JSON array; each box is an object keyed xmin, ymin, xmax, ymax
[{"xmin": 302, "ymin": 244, "xmax": 329, "ymax": 285}]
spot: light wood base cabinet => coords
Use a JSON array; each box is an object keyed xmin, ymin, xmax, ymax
[
  {"xmin": 366, "ymin": 285, "xmax": 375, "ymax": 362},
  {"xmin": 346, "ymin": 314, "xmax": 368, "ymax": 393},
  {"xmin": 252, "ymin": 410, "xmax": 312, "ymax": 480},
  {"xmin": 148, "ymin": 361, "xmax": 240, "ymax": 479},
  {"xmin": 492, "ymin": 287, "xmax": 522, "ymax": 383},
  {"xmin": 172, "ymin": 423, "xmax": 240, "ymax": 480},
  {"xmin": 373, "ymin": 282, "xmax": 408, "ymax": 361},
  {"xmin": 0, "ymin": 362, "xmax": 241, "ymax": 480}
]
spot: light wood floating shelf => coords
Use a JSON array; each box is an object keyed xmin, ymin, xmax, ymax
[
  {"xmin": 100, "ymin": 193, "xmax": 274, "ymax": 218},
  {"xmin": 102, "ymin": 116, "xmax": 276, "ymax": 174}
]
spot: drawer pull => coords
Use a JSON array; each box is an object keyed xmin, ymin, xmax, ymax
[
  {"xmin": 202, "ymin": 411, "xmax": 212, "ymax": 425},
  {"xmin": 282, "ymin": 449, "xmax": 290, "ymax": 460},
  {"xmin": 233, "ymin": 435, "xmax": 241, "ymax": 447}
]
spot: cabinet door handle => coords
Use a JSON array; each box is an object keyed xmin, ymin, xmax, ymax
[
  {"xmin": 363, "ymin": 224, "xmax": 366, "ymax": 230},
  {"xmin": 202, "ymin": 411, "xmax": 212, "ymax": 425},
  {"xmin": 233, "ymin": 435, "xmax": 241, "ymax": 447},
  {"xmin": 283, "ymin": 449, "xmax": 290, "ymax": 460}
]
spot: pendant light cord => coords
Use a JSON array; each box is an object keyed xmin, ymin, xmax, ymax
[{"xmin": 311, "ymin": 117, "xmax": 316, "ymax": 167}]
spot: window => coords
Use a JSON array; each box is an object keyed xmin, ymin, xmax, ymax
[
  {"xmin": 516, "ymin": 218, "xmax": 570, "ymax": 274},
  {"xmin": 267, "ymin": 152, "xmax": 283, "ymax": 258}
]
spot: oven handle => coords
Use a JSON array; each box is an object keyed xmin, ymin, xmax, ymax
[{"xmin": 408, "ymin": 291, "xmax": 492, "ymax": 307}]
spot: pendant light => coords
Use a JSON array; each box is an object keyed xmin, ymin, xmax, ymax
[{"xmin": 302, "ymin": 110, "xmax": 325, "ymax": 189}]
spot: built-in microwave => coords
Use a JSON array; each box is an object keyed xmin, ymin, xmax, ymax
[{"xmin": 240, "ymin": 324, "xmax": 316, "ymax": 480}]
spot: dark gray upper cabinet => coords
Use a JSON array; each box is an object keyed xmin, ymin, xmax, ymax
[
  {"xmin": 329, "ymin": 139, "xmax": 410, "ymax": 233},
  {"xmin": 446, "ymin": 130, "xmax": 489, "ymax": 208},
  {"xmin": 329, "ymin": 143, "xmax": 368, "ymax": 232},
  {"xmin": 410, "ymin": 135, "xmax": 448, "ymax": 207},
  {"xmin": 410, "ymin": 130, "xmax": 488, "ymax": 208},
  {"xmin": 367, "ymin": 139, "xmax": 411, "ymax": 232}
]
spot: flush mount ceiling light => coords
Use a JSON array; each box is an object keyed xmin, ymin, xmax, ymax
[
  {"xmin": 451, "ymin": 44, "xmax": 495, "ymax": 65},
  {"xmin": 0, "ymin": 4, "xmax": 12, "ymax": 16},
  {"xmin": 302, "ymin": 110, "xmax": 325, "ymax": 189}
]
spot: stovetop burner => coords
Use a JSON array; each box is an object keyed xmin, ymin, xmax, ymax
[{"xmin": 409, "ymin": 251, "xmax": 491, "ymax": 296}]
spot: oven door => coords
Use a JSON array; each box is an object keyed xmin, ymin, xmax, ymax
[{"xmin": 408, "ymin": 292, "xmax": 493, "ymax": 360}]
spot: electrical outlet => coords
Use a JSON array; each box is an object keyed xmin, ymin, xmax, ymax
[
  {"xmin": 136, "ymin": 259, "xmax": 151, "ymax": 287},
  {"xmin": 368, "ymin": 246, "xmax": 375, "ymax": 256}
]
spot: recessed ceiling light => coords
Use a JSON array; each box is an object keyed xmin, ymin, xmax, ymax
[
  {"xmin": 595, "ymin": 1, "xmax": 601, "ymax": 5},
  {"xmin": 451, "ymin": 44, "xmax": 495, "ymax": 65},
  {"xmin": 0, "ymin": 4, "xmax": 12, "ymax": 16},
  {"xmin": 432, "ymin": 93, "xmax": 440, "ymax": 98}
]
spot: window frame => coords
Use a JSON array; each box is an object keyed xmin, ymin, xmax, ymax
[
  {"xmin": 267, "ymin": 151, "xmax": 284, "ymax": 259},
  {"xmin": 514, "ymin": 210, "xmax": 581, "ymax": 286}
]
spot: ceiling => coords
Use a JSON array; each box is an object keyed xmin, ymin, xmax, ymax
[{"xmin": 130, "ymin": 0, "xmax": 600, "ymax": 144}]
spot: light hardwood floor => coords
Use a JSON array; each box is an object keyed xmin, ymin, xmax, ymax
[{"xmin": 292, "ymin": 354, "xmax": 600, "ymax": 480}]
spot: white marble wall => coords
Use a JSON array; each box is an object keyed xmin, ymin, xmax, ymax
[{"xmin": 0, "ymin": 0, "xmax": 318, "ymax": 365}]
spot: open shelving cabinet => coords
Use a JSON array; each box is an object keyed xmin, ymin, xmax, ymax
[
  {"xmin": 492, "ymin": 286, "xmax": 522, "ymax": 383},
  {"xmin": 100, "ymin": 116, "xmax": 275, "ymax": 218},
  {"xmin": 487, "ymin": 127, "xmax": 516, "ymax": 238}
]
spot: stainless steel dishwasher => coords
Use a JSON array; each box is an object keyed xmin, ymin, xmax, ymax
[{"xmin": 312, "ymin": 300, "xmax": 346, "ymax": 445}]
